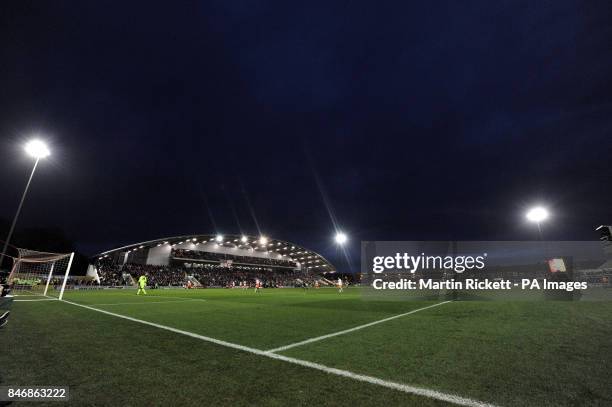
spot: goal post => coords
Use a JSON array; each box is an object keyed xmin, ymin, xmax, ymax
[
  {"xmin": 58, "ymin": 252, "xmax": 75, "ymax": 300},
  {"xmin": 6, "ymin": 248, "xmax": 75, "ymax": 300},
  {"xmin": 42, "ymin": 261, "xmax": 55, "ymax": 296}
]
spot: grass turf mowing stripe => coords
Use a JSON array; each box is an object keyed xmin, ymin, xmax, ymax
[
  {"xmin": 136, "ymin": 294, "xmax": 207, "ymax": 302},
  {"xmin": 92, "ymin": 299, "xmax": 200, "ymax": 306},
  {"xmin": 61, "ymin": 299, "xmax": 495, "ymax": 407},
  {"xmin": 267, "ymin": 300, "xmax": 452, "ymax": 353}
]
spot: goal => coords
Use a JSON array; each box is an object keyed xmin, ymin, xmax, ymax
[{"xmin": 6, "ymin": 248, "xmax": 75, "ymax": 300}]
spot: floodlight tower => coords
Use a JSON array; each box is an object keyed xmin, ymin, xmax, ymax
[
  {"xmin": 333, "ymin": 231, "xmax": 350, "ymax": 277},
  {"xmin": 526, "ymin": 206, "xmax": 549, "ymax": 240},
  {"xmin": 0, "ymin": 140, "xmax": 51, "ymax": 267}
]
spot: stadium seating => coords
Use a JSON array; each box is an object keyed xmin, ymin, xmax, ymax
[
  {"xmin": 122, "ymin": 264, "xmax": 186, "ymax": 287},
  {"xmin": 97, "ymin": 262, "xmax": 321, "ymax": 288},
  {"xmin": 97, "ymin": 258, "xmax": 126, "ymax": 286},
  {"xmin": 187, "ymin": 264, "xmax": 318, "ymax": 288}
]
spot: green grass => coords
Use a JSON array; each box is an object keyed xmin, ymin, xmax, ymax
[{"xmin": 1, "ymin": 287, "xmax": 611, "ymax": 406}]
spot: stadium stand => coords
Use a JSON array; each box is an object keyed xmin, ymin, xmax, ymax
[
  {"xmin": 187, "ymin": 265, "xmax": 318, "ymax": 288},
  {"xmin": 96, "ymin": 258, "xmax": 125, "ymax": 286},
  {"xmin": 96, "ymin": 262, "xmax": 321, "ymax": 288},
  {"xmin": 123, "ymin": 264, "xmax": 186, "ymax": 287},
  {"xmin": 93, "ymin": 234, "xmax": 336, "ymax": 287}
]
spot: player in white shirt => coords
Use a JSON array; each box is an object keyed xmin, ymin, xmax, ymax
[{"xmin": 337, "ymin": 278, "xmax": 343, "ymax": 293}]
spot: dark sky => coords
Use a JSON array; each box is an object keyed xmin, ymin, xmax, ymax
[{"xmin": 1, "ymin": 1, "xmax": 611, "ymax": 270}]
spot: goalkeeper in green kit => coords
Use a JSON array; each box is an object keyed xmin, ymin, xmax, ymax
[{"xmin": 137, "ymin": 275, "xmax": 147, "ymax": 295}]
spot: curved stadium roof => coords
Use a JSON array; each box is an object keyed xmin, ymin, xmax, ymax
[{"xmin": 94, "ymin": 234, "xmax": 336, "ymax": 272}]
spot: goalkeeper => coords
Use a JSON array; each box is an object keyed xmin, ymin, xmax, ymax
[{"xmin": 137, "ymin": 274, "xmax": 148, "ymax": 295}]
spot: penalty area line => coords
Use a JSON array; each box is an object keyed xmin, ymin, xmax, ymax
[
  {"xmin": 267, "ymin": 300, "xmax": 452, "ymax": 353},
  {"xmin": 61, "ymin": 299, "xmax": 496, "ymax": 407}
]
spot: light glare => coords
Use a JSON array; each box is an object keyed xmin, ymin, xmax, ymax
[
  {"xmin": 25, "ymin": 139, "xmax": 50, "ymax": 159},
  {"xmin": 335, "ymin": 232, "xmax": 348, "ymax": 245},
  {"xmin": 526, "ymin": 207, "xmax": 549, "ymax": 223}
]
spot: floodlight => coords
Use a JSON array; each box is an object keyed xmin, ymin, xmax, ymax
[
  {"xmin": 259, "ymin": 236, "xmax": 268, "ymax": 245},
  {"xmin": 215, "ymin": 234, "xmax": 223, "ymax": 242},
  {"xmin": 240, "ymin": 235, "xmax": 248, "ymax": 243},
  {"xmin": 335, "ymin": 232, "xmax": 348, "ymax": 245},
  {"xmin": 25, "ymin": 139, "xmax": 50, "ymax": 159},
  {"xmin": 526, "ymin": 207, "xmax": 549, "ymax": 223}
]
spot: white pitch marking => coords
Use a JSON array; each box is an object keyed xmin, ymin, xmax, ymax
[
  {"xmin": 267, "ymin": 301, "xmax": 452, "ymax": 353},
  {"xmin": 61, "ymin": 299, "xmax": 496, "ymax": 407},
  {"xmin": 14, "ymin": 298, "xmax": 58, "ymax": 302}
]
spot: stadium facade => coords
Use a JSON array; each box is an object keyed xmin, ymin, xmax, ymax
[{"xmin": 92, "ymin": 234, "xmax": 336, "ymax": 273}]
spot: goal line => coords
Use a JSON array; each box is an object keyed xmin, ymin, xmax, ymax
[{"xmin": 13, "ymin": 297, "xmax": 58, "ymax": 302}]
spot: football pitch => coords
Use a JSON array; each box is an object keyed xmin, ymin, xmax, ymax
[{"xmin": 2, "ymin": 287, "xmax": 612, "ymax": 406}]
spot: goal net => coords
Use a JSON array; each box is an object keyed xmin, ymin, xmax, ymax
[{"xmin": 5, "ymin": 248, "xmax": 75, "ymax": 300}]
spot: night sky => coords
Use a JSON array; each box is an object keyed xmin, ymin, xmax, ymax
[{"xmin": 1, "ymin": 1, "xmax": 611, "ymax": 270}]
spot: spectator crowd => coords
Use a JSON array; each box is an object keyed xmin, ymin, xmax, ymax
[{"xmin": 96, "ymin": 261, "xmax": 321, "ymax": 288}]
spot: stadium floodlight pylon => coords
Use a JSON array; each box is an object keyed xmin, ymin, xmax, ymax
[{"xmin": 6, "ymin": 247, "xmax": 75, "ymax": 300}]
